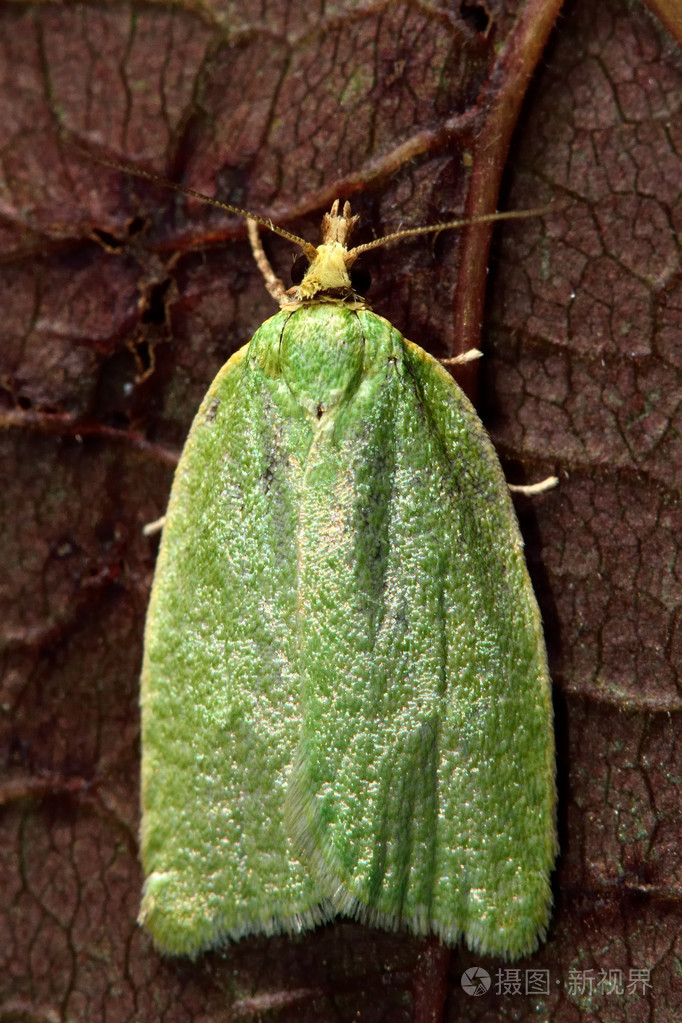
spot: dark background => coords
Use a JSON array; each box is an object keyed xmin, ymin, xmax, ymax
[{"xmin": 1, "ymin": 0, "xmax": 680, "ymax": 1019}]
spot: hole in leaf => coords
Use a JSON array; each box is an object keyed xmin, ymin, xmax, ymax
[
  {"xmin": 460, "ymin": 0, "xmax": 491, "ymax": 35},
  {"xmin": 142, "ymin": 280, "xmax": 171, "ymax": 325}
]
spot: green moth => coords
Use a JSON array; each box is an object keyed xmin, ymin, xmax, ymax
[{"xmin": 139, "ymin": 199, "xmax": 557, "ymax": 960}]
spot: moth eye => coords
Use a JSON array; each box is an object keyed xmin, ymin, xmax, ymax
[
  {"xmin": 350, "ymin": 263, "xmax": 371, "ymax": 296},
  {"xmin": 291, "ymin": 255, "xmax": 309, "ymax": 285}
]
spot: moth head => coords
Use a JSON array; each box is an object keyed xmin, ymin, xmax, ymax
[{"xmin": 290, "ymin": 200, "xmax": 371, "ymax": 305}]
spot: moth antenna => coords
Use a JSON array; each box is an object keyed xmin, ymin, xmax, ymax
[
  {"xmin": 349, "ymin": 204, "xmax": 557, "ymax": 257},
  {"xmin": 66, "ymin": 140, "xmax": 317, "ymax": 258}
]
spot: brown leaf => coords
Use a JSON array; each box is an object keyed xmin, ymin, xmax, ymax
[{"xmin": 1, "ymin": 1, "xmax": 680, "ymax": 1021}]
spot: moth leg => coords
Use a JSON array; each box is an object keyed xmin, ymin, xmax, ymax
[
  {"xmin": 508, "ymin": 476, "xmax": 559, "ymax": 495},
  {"xmin": 439, "ymin": 348, "xmax": 482, "ymax": 367},
  {"xmin": 248, "ymin": 220, "xmax": 287, "ymax": 304},
  {"xmin": 142, "ymin": 514, "xmax": 166, "ymax": 537},
  {"xmin": 439, "ymin": 349, "xmax": 558, "ymax": 496}
]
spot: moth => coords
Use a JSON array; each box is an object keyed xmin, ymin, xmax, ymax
[{"xmin": 138, "ymin": 196, "xmax": 557, "ymax": 960}]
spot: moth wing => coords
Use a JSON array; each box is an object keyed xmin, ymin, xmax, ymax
[
  {"xmin": 288, "ymin": 313, "xmax": 556, "ymax": 959},
  {"xmin": 139, "ymin": 317, "xmax": 331, "ymax": 955}
]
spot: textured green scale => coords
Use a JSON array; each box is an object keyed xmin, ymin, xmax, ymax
[{"xmin": 139, "ymin": 204, "xmax": 556, "ymax": 960}]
